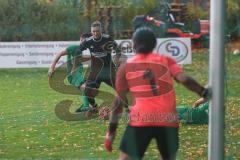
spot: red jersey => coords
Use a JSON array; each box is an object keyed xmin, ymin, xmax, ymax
[{"xmin": 116, "ymin": 52, "xmax": 183, "ymax": 127}]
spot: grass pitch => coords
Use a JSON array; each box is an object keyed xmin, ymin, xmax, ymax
[{"xmin": 0, "ymin": 53, "xmax": 239, "ymax": 159}]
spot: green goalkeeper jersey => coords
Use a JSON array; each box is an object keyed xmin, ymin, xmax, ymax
[
  {"xmin": 177, "ymin": 102, "xmax": 209, "ymax": 124},
  {"xmin": 65, "ymin": 45, "xmax": 85, "ymax": 87}
]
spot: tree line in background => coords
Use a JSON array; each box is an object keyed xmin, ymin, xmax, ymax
[{"xmin": 0, "ymin": 0, "xmax": 239, "ymax": 41}]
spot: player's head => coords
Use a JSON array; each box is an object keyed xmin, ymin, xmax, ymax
[
  {"xmin": 91, "ymin": 21, "xmax": 102, "ymax": 40},
  {"xmin": 80, "ymin": 33, "xmax": 92, "ymax": 42},
  {"xmin": 132, "ymin": 27, "xmax": 156, "ymax": 54}
]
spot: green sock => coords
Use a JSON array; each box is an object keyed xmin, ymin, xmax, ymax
[
  {"xmin": 89, "ymin": 98, "xmax": 96, "ymax": 106},
  {"xmin": 82, "ymin": 96, "xmax": 90, "ymax": 108}
]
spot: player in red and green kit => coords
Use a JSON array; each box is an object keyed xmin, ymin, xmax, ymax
[
  {"xmin": 104, "ymin": 27, "xmax": 209, "ymax": 159},
  {"xmin": 48, "ymin": 33, "xmax": 93, "ymax": 111}
]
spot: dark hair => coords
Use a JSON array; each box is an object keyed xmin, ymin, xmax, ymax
[
  {"xmin": 91, "ymin": 21, "xmax": 101, "ymax": 28},
  {"xmin": 132, "ymin": 27, "xmax": 156, "ymax": 53},
  {"xmin": 80, "ymin": 33, "xmax": 92, "ymax": 38}
]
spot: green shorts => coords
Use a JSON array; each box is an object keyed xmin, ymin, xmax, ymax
[{"xmin": 67, "ymin": 66, "xmax": 85, "ymax": 88}]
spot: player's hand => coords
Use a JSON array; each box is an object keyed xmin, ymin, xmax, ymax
[
  {"xmin": 193, "ymin": 98, "xmax": 207, "ymax": 108},
  {"xmin": 104, "ymin": 131, "xmax": 116, "ymax": 152},
  {"xmin": 48, "ymin": 68, "xmax": 55, "ymax": 77},
  {"xmin": 146, "ymin": 15, "xmax": 154, "ymax": 21}
]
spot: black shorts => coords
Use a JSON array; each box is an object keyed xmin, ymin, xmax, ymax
[
  {"xmin": 85, "ymin": 77, "xmax": 115, "ymax": 89},
  {"xmin": 119, "ymin": 125, "xmax": 179, "ymax": 159},
  {"xmin": 85, "ymin": 66, "xmax": 116, "ymax": 89}
]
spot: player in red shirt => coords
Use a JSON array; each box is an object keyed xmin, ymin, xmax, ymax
[{"xmin": 104, "ymin": 27, "xmax": 209, "ymax": 160}]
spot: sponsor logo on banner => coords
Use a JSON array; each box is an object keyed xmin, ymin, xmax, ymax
[{"xmin": 157, "ymin": 39, "xmax": 189, "ymax": 63}]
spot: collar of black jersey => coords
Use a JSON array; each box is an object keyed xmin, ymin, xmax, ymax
[{"xmin": 93, "ymin": 34, "xmax": 102, "ymax": 42}]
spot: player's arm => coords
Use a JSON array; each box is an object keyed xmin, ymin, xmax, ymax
[
  {"xmin": 175, "ymin": 72, "xmax": 204, "ymax": 95},
  {"xmin": 110, "ymin": 63, "xmax": 129, "ymax": 124},
  {"xmin": 174, "ymin": 72, "xmax": 209, "ymax": 99},
  {"xmin": 48, "ymin": 50, "xmax": 68, "ymax": 77},
  {"xmin": 105, "ymin": 63, "xmax": 129, "ymax": 152},
  {"xmin": 109, "ymin": 92, "xmax": 128, "ymax": 129},
  {"xmin": 166, "ymin": 56, "xmax": 209, "ymax": 99}
]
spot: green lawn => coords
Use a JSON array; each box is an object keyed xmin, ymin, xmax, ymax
[{"xmin": 0, "ymin": 53, "xmax": 239, "ymax": 159}]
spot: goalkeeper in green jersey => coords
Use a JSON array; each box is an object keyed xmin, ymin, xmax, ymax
[
  {"xmin": 177, "ymin": 98, "xmax": 209, "ymax": 124},
  {"xmin": 48, "ymin": 33, "xmax": 93, "ymax": 111}
]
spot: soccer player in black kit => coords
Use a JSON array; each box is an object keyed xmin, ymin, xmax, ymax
[{"xmin": 74, "ymin": 21, "xmax": 121, "ymax": 112}]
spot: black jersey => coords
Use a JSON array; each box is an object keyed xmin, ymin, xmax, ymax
[{"xmin": 77, "ymin": 34, "xmax": 118, "ymax": 69}]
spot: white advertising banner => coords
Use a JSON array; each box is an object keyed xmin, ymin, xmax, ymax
[
  {"xmin": 0, "ymin": 38, "xmax": 191, "ymax": 68},
  {"xmin": 0, "ymin": 41, "xmax": 79, "ymax": 68}
]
